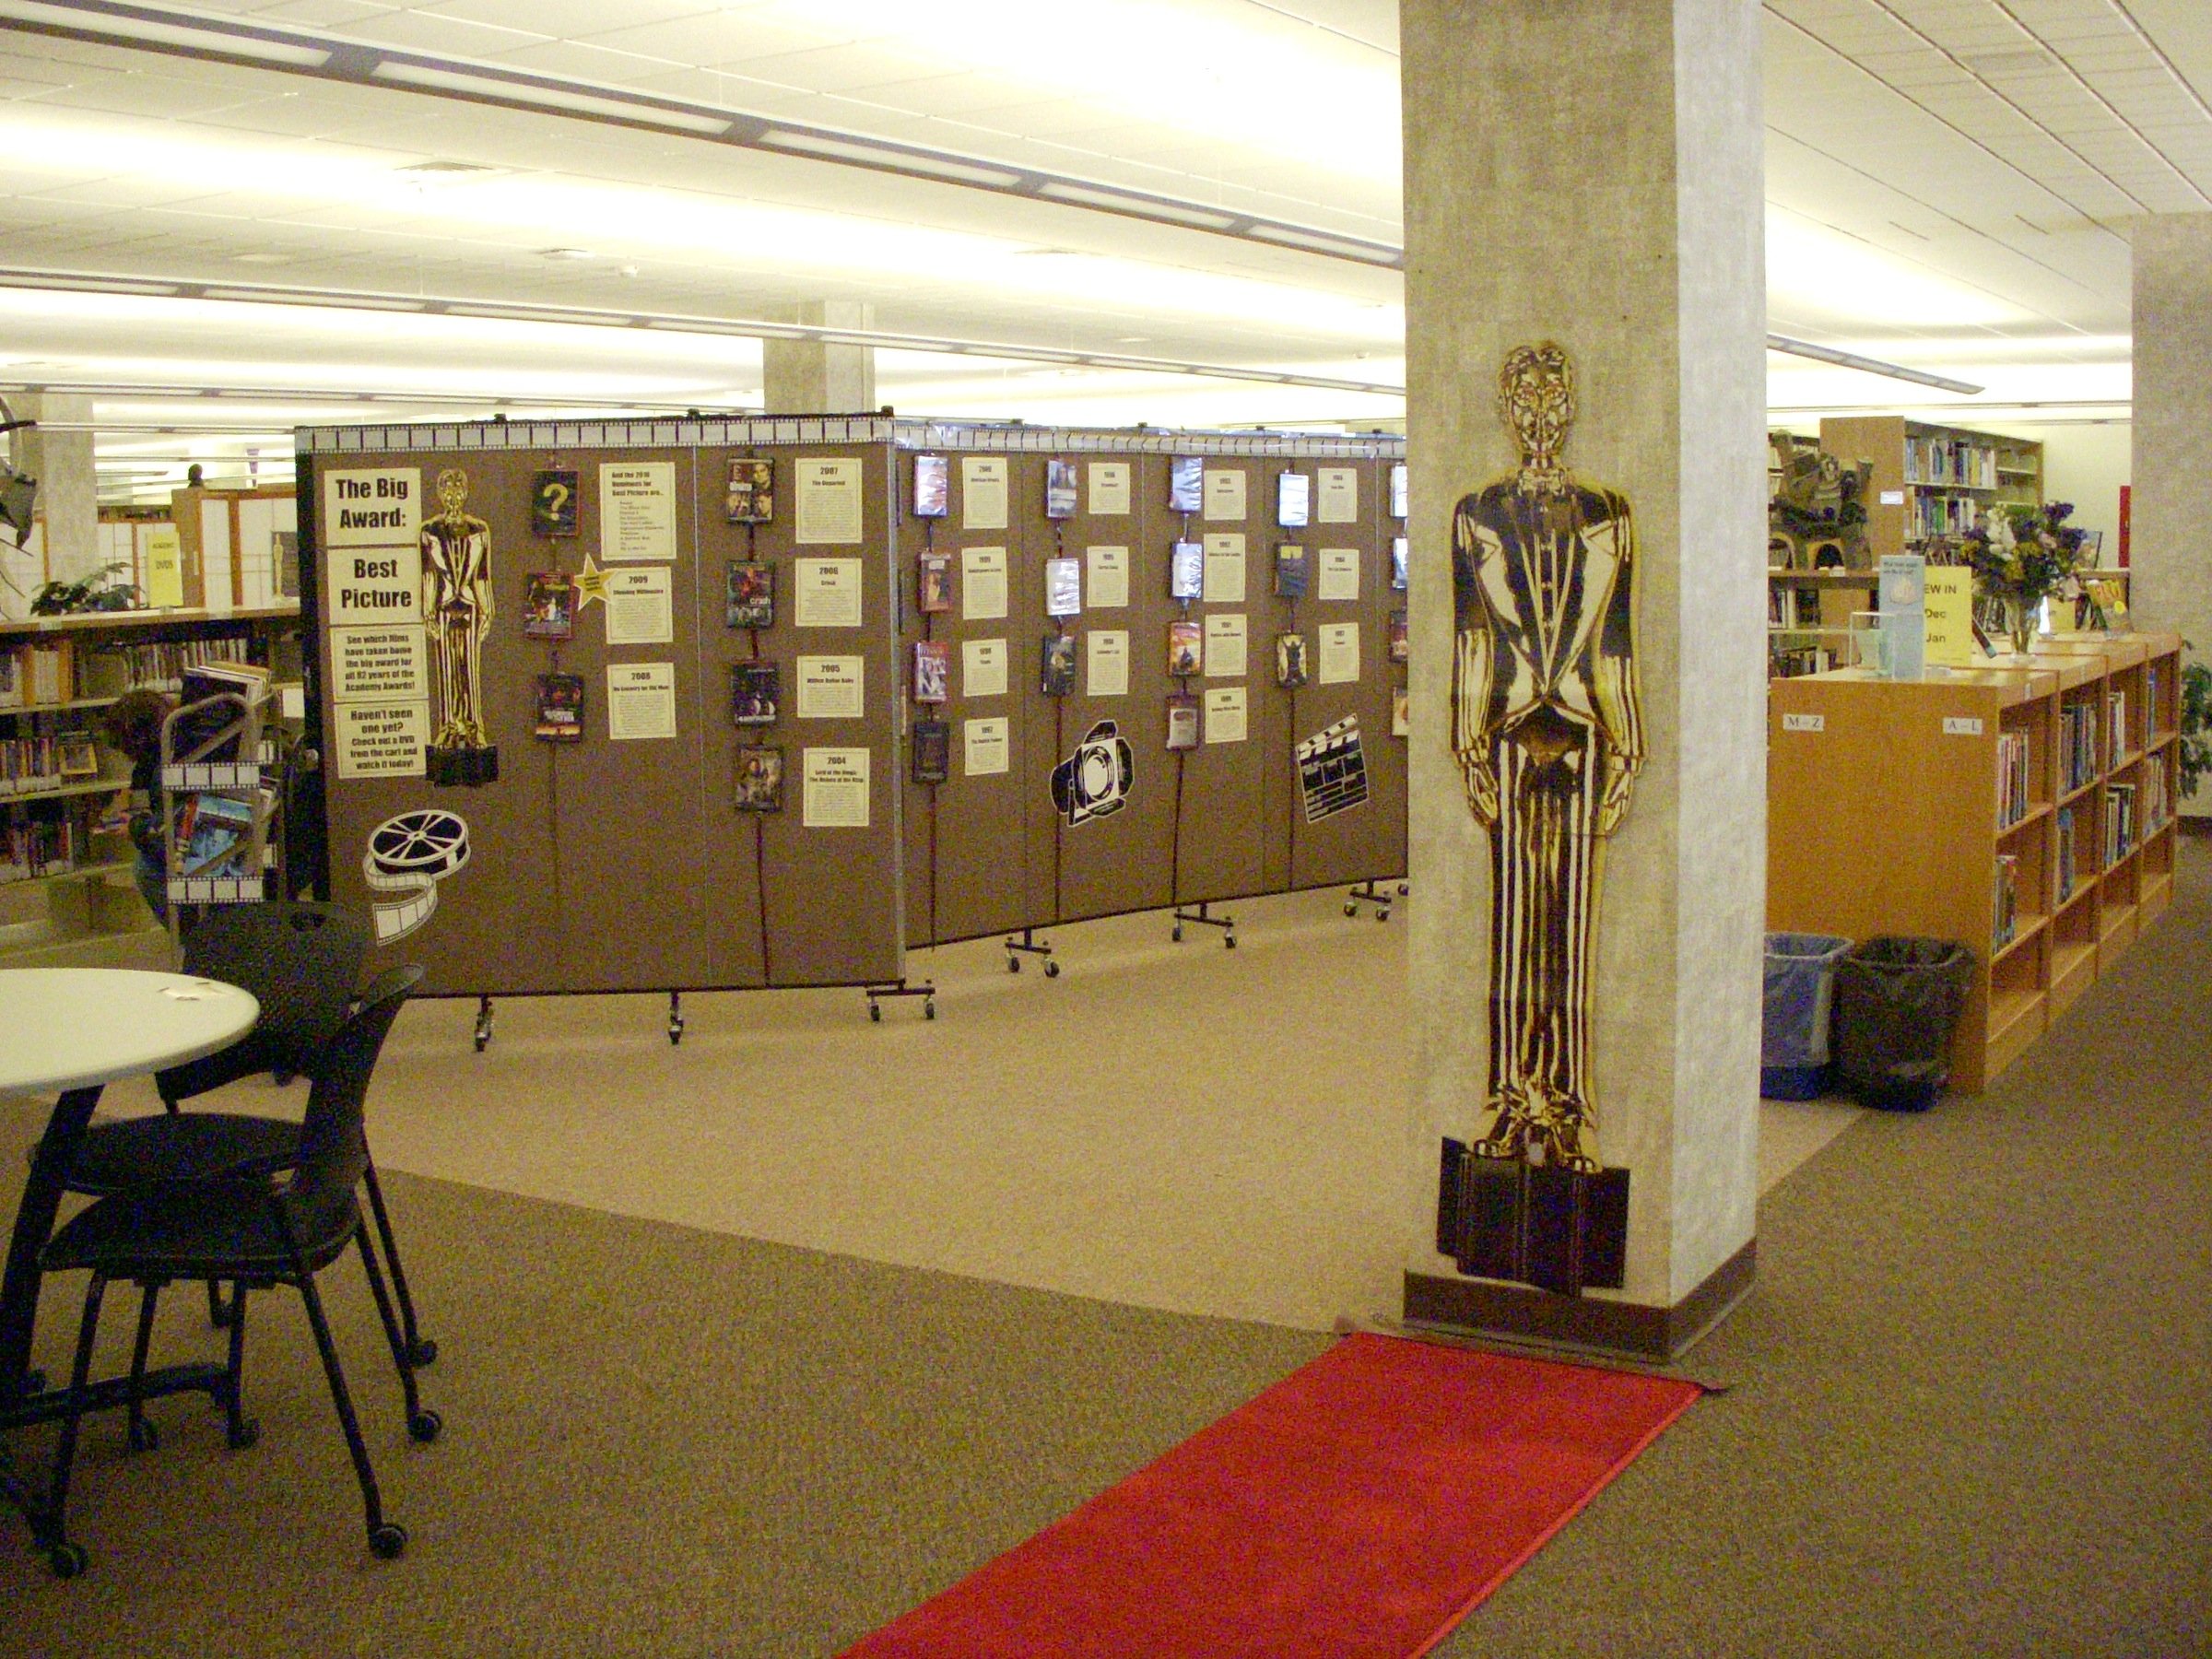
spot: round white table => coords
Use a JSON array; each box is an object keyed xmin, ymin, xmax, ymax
[{"xmin": 0, "ymin": 971, "xmax": 258, "ymax": 1446}]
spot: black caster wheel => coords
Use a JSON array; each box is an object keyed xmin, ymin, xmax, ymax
[
  {"xmin": 924, "ymin": 999, "xmax": 937, "ymax": 1019},
  {"xmin": 369, "ymin": 1523, "xmax": 408, "ymax": 1560},
  {"xmin": 228, "ymin": 1417, "xmax": 261, "ymax": 1451},
  {"xmin": 1397, "ymin": 884, "xmax": 1409, "ymax": 897},
  {"xmin": 473, "ymin": 1034, "xmax": 488, "ymax": 1053},
  {"xmin": 869, "ymin": 1004, "xmax": 882, "ymax": 1023},
  {"xmin": 126, "ymin": 1416, "xmax": 159, "ymax": 1453},
  {"xmin": 1345, "ymin": 901, "xmax": 1358, "ymax": 917},
  {"xmin": 1225, "ymin": 934, "xmax": 1238, "ymax": 950},
  {"xmin": 408, "ymin": 1337, "xmax": 439, "ymax": 1368},
  {"xmin": 1043, "ymin": 960, "xmax": 1061, "ymax": 979},
  {"xmin": 667, "ymin": 1024, "xmax": 683, "ymax": 1046},
  {"xmin": 1007, "ymin": 956, "xmax": 1021, "ymax": 973},
  {"xmin": 1378, "ymin": 909, "xmax": 1391, "ymax": 923},
  {"xmin": 408, "ymin": 1408, "xmax": 443, "ymax": 1444},
  {"xmin": 47, "ymin": 1542, "xmax": 88, "ymax": 1580},
  {"xmin": 1171, "ymin": 924, "xmax": 1184, "ymax": 943}
]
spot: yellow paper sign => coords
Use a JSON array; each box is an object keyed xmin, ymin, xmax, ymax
[
  {"xmin": 1923, "ymin": 568, "xmax": 1974, "ymax": 667},
  {"xmin": 144, "ymin": 524, "xmax": 184, "ymax": 608}
]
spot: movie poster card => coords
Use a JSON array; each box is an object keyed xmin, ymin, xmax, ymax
[
  {"xmin": 1169, "ymin": 541, "xmax": 1204, "ymax": 602},
  {"xmin": 534, "ymin": 671, "xmax": 584, "ymax": 742},
  {"xmin": 1167, "ymin": 618, "xmax": 1203, "ymax": 677},
  {"xmin": 524, "ymin": 571, "xmax": 575, "ymax": 641},
  {"xmin": 1041, "ymin": 634, "xmax": 1077, "ymax": 696},
  {"xmin": 733, "ymin": 745, "xmax": 784, "ymax": 812},
  {"xmin": 1045, "ymin": 459, "xmax": 1078, "ymax": 521},
  {"xmin": 918, "ymin": 550, "xmax": 954, "ymax": 614},
  {"xmin": 913, "ymin": 453, "xmax": 950, "ymax": 519},
  {"xmin": 732, "ymin": 661, "xmax": 781, "ymax": 725},
  {"xmin": 913, "ymin": 639, "xmax": 951, "ymax": 703},
  {"xmin": 532, "ymin": 469, "xmax": 580, "ymax": 537},
  {"xmin": 725, "ymin": 560, "xmax": 774, "ymax": 629},
  {"xmin": 724, "ymin": 457, "xmax": 774, "ymax": 525}
]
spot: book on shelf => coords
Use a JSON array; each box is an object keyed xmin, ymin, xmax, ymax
[
  {"xmin": 0, "ymin": 813, "xmax": 78, "ymax": 883},
  {"xmin": 2142, "ymin": 762, "xmax": 2169, "ymax": 837},
  {"xmin": 1993, "ymin": 853, "xmax": 2019, "ymax": 951},
  {"xmin": 1994, "ymin": 729, "xmax": 2032, "ymax": 829},
  {"xmin": 1903, "ymin": 433, "xmax": 1997, "ymax": 489},
  {"xmin": 2106, "ymin": 688, "xmax": 2130, "ymax": 763},
  {"xmin": 2055, "ymin": 806, "xmax": 2076, "ymax": 903},
  {"xmin": 2060, "ymin": 700, "xmax": 2099, "ymax": 794},
  {"xmin": 2105, "ymin": 782, "xmax": 2136, "ymax": 866}
]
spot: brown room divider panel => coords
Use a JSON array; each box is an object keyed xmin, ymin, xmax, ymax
[{"xmin": 688, "ymin": 446, "xmax": 771, "ymax": 989}]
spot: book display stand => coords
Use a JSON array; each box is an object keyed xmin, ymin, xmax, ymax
[
  {"xmin": 295, "ymin": 418, "xmax": 1407, "ymax": 1031},
  {"xmin": 159, "ymin": 666, "xmax": 278, "ymax": 939}
]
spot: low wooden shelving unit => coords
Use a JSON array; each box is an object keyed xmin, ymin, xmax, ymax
[{"xmin": 1767, "ymin": 629, "xmax": 2182, "ymax": 1095}]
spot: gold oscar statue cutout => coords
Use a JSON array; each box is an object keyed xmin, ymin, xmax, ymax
[
  {"xmin": 419, "ymin": 468, "xmax": 500, "ymax": 786},
  {"xmin": 1439, "ymin": 342, "xmax": 1641, "ymax": 1296}
]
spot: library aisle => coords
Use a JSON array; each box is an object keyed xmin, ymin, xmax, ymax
[{"xmin": 75, "ymin": 883, "xmax": 1860, "ymax": 1334}]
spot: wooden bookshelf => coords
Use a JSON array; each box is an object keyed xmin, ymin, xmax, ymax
[
  {"xmin": 1818, "ymin": 415, "xmax": 2042, "ymax": 561},
  {"xmin": 1767, "ymin": 630, "xmax": 2182, "ymax": 1095}
]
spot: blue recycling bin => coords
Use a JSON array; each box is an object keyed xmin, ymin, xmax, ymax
[{"xmin": 1761, "ymin": 932, "xmax": 1853, "ymax": 1100}]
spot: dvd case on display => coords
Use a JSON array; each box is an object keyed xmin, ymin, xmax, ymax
[
  {"xmin": 1169, "ymin": 456, "xmax": 1204, "ymax": 515},
  {"xmin": 724, "ymin": 457, "xmax": 774, "ymax": 524},
  {"xmin": 1165, "ymin": 694, "xmax": 1200, "ymax": 751},
  {"xmin": 535, "ymin": 671, "xmax": 585, "ymax": 742},
  {"xmin": 1167, "ymin": 619, "xmax": 1203, "ymax": 677},
  {"xmin": 1391, "ymin": 536, "xmax": 1409, "ymax": 591},
  {"xmin": 1277, "ymin": 472, "xmax": 1311, "ymax": 528},
  {"xmin": 725, "ymin": 560, "xmax": 774, "ymax": 629},
  {"xmin": 1388, "ymin": 609, "xmax": 1408, "ymax": 663},
  {"xmin": 913, "ymin": 453, "xmax": 950, "ymax": 519},
  {"xmin": 731, "ymin": 662, "xmax": 781, "ymax": 725},
  {"xmin": 913, "ymin": 640, "xmax": 951, "ymax": 703},
  {"xmin": 524, "ymin": 571, "xmax": 576, "ymax": 641},
  {"xmin": 1392, "ymin": 686, "xmax": 1410, "ymax": 737},
  {"xmin": 1276, "ymin": 631, "xmax": 1309, "ymax": 689},
  {"xmin": 1389, "ymin": 462, "xmax": 1409, "ymax": 520},
  {"xmin": 918, "ymin": 551, "xmax": 953, "ymax": 614},
  {"xmin": 1170, "ymin": 541, "xmax": 1204, "ymax": 601},
  {"xmin": 1275, "ymin": 544, "xmax": 1309, "ymax": 599},
  {"xmin": 1041, "ymin": 634, "xmax": 1077, "ymax": 696},
  {"xmin": 1045, "ymin": 458, "xmax": 1078, "ymax": 521},
  {"xmin": 911, "ymin": 718, "xmax": 950, "ymax": 783},
  {"xmin": 532, "ymin": 468, "xmax": 580, "ymax": 536},
  {"xmin": 1045, "ymin": 556, "xmax": 1082, "ymax": 618},
  {"xmin": 733, "ymin": 745, "xmax": 784, "ymax": 811}
]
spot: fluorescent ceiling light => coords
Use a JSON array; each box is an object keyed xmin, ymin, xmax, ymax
[
  {"xmin": 1033, "ymin": 182, "xmax": 1240, "ymax": 230},
  {"xmin": 0, "ymin": 0, "xmax": 331, "ymax": 65},
  {"xmin": 755, "ymin": 129, "xmax": 1024, "ymax": 189},
  {"xmin": 1246, "ymin": 224, "xmax": 1400, "ymax": 264},
  {"xmin": 370, "ymin": 63, "xmax": 732, "ymax": 135},
  {"xmin": 1766, "ymin": 335, "xmax": 1983, "ymax": 396}
]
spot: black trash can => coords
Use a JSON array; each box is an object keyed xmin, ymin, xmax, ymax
[
  {"xmin": 1761, "ymin": 933, "xmax": 1853, "ymax": 1100},
  {"xmin": 1832, "ymin": 935, "xmax": 1974, "ymax": 1112}
]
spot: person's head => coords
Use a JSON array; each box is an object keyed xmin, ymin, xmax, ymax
[
  {"xmin": 100, "ymin": 688, "xmax": 175, "ymax": 764},
  {"xmin": 1498, "ymin": 342, "xmax": 1574, "ymax": 465}
]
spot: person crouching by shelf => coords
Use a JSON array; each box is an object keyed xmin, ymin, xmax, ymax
[{"xmin": 99, "ymin": 688, "xmax": 176, "ymax": 924}]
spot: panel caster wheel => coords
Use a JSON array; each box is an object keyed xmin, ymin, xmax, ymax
[
  {"xmin": 228, "ymin": 1417, "xmax": 261, "ymax": 1451},
  {"xmin": 1043, "ymin": 960, "xmax": 1060, "ymax": 979},
  {"xmin": 924, "ymin": 999, "xmax": 937, "ymax": 1019},
  {"xmin": 47, "ymin": 1542, "xmax": 88, "ymax": 1580},
  {"xmin": 1397, "ymin": 883, "xmax": 1409, "ymax": 897},
  {"xmin": 1224, "ymin": 933, "xmax": 1238, "ymax": 949},
  {"xmin": 1007, "ymin": 956, "xmax": 1021, "ymax": 973},
  {"xmin": 869, "ymin": 1004, "xmax": 882, "ymax": 1023},
  {"xmin": 1378, "ymin": 909, "xmax": 1391, "ymax": 923},
  {"xmin": 369, "ymin": 1523, "xmax": 408, "ymax": 1560},
  {"xmin": 408, "ymin": 1408, "xmax": 443, "ymax": 1444},
  {"xmin": 1171, "ymin": 924, "xmax": 1184, "ymax": 943},
  {"xmin": 127, "ymin": 1416, "xmax": 159, "ymax": 1453},
  {"xmin": 1345, "ymin": 900, "xmax": 1358, "ymax": 917},
  {"xmin": 667, "ymin": 1022, "xmax": 683, "ymax": 1046},
  {"xmin": 408, "ymin": 1337, "xmax": 439, "ymax": 1368}
]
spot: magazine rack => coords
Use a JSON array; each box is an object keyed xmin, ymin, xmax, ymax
[{"xmin": 160, "ymin": 685, "xmax": 277, "ymax": 934}]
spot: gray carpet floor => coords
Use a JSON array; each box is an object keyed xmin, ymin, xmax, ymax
[{"xmin": 1, "ymin": 851, "xmax": 2207, "ymax": 1656}]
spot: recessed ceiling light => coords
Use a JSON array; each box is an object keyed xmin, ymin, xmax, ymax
[
  {"xmin": 230, "ymin": 253, "xmax": 295, "ymax": 265},
  {"xmin": 398, "ymin": 161, "xmax": 503, "ymax": 177},
  {"xmin": 1116, "ymin": 335, "xmax": 1151, "ymax": 344},
  {"xmin": 538, "ymin": 248, "xmax": 597, "ymax": 261}
]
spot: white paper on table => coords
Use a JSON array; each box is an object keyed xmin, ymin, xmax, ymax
[
  {"xmin": 792, "ymin": 558, "xmax": 865, "ymax": 629},
  {"xmin": 1087, "ymin": 462, "xmax": 1132, "ymax": 516},
  {"xmin": 605, "ymin": 567, "xmax": 673, "ymax": 645},
  {"xmin": 1203, "ymin": 687, "xmax": 1247, "ymax": 745},
  {"xmin": 1085, "ymin": 630, "xmax": 1129, "ymax": 697},
  {"xmin": 1203, "ymin": 613, "xmax": 1247, "ymax": 678},
  {"xmin": 801, "ymin": 747, "xmax": 871, "ymax": 828},
  {"xmin": 606, "ymin": 661, "xmax": 677, "ymax": 740},
  {"xmin": 961, "ymin": 547, "xmax": 1009, "ymax": 620},
  {"xmin": 795, "ymin": 654, "xmax": 865, "ymax": 720},
  {"xmin": 962, "ymin": 637, "xmax": 1008, "ymax": 699},
  {"xmin": 1202, "ymin": 534, "xmax": 1246, "ymax": 604},
  {"xmin": 1317, "ymin": 548, "xmax": 1361, "ymax": 602},
  {"xmin": 963, "ymin": 716, "xmax": 1010, "ymax": 776},
  {"xmin": 1317, "ymin": 622, "xmax": 1360, "ymax": 685},
  {"xmin": 1086, "ymin": 546, "xmax": 1129, "ymax": 608}
]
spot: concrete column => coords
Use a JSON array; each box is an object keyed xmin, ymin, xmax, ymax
[
  {"xmin": 2130, "ymin": 214, "xmax": 2212, "ymax": 818},
  {"xmin": 1400, "ymin": 0, "xmax": 1767, "ymax": 1355},
  {"xmin": 761, "ymin": 300, "xmax": 877, "ymax": 415},
  {"xmin": 8, "ymin": 392, "xmax": 99, "ymax": 582}
]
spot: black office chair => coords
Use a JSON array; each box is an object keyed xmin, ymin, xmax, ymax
[
  {"xmin": 37, "ymin": 966, "xmax": 437, "ymax": 1577},
  {"xmin": 62, "ymin": 902, "xmax": 439, "ymax": 1370}
]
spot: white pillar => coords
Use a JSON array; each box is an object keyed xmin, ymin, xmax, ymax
[
  {"xmin": 1400, "ymin": 0, "xmax": 1767, "ymax": 1354},
  {"xmin": 762, "ymin": 300, "xmax": 878, "ymax": 415},
  {"xmin": 8, "ymin": 392, "xmax": 99, "ymax": 583}
]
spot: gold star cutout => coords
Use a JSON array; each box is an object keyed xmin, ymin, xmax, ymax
[{"xmin": 572, "ymin": 552, "xmax": 611, "ymax": 608}]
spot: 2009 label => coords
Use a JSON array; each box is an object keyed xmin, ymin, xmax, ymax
[{"xmin": 1782, "ymin": 712, "xmax": 1824, "ymax": 733}]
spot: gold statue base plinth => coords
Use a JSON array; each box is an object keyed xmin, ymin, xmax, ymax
[
  {"xmin": 427, "ymin": 745, "xmax": 500, "ymax": 788},
  {"xmin": 1437, "ymin": 1137, "xmax": 1629, "ymax": 1298}
]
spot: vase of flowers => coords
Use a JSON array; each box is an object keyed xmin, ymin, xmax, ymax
[{"xmin": 1961, "ymin": 501, "xmax": 2091, "ymax": 658}]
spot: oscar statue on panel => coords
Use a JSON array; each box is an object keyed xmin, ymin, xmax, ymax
[
  {"xmin": 1451, "ymin": 342, "xmax": 1643, "ymax": 1181},
  {"xmin": 419, "ymin": 467, "xmax": 500, "ymax": 786}
]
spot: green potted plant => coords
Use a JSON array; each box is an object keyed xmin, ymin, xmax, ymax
[{"xmin": 1960, "ymin": 501, "xmax": 2092, "ymax": 656}]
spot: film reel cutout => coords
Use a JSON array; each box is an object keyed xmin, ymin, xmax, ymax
[{"xmin": 361, "ymin": 808, "xmax": 472, "ymax": 943}]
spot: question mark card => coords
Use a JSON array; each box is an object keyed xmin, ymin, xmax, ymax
[{"xmin": 533, "ymin": 469, "xmax": 580, "ymax": 537}]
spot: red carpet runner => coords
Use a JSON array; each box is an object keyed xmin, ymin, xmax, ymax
[{"xmin": 839, "ymin": 1330, "xmax": 1704, "ymax": 1659}]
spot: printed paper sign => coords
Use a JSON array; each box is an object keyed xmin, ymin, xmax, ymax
[
  {"xmin": 324, "ymin": 469, "xmax": 420, "ymax": 547},
  {"xmin": 963, "ymin": 717, "xmax": 1010, "ymax": 776},
  {"xmin": 1316, "ymin": 467, "xmax": 1359, "ymax": 524},
  {"xmin": 598, "ymin": 462, "xmax": 676, "ymax": 561},
  {"xmin": 1317, "ymin": 548, "xmax": 1360, "ymax": 602},
  {"xmin": 962, "ymin": 456, "xmax": 1010, "ymax": 530},
  {"xmin": 962, "ymin": 547, "xmax": 1009, "ymax": 621},
  {"xmin": 1202, "ymin": 534, "xmax": 1246, "ymax": 604},
  {"xmin": 1318, "ymin": 621, "xmax": 1360, "ymax": 685},
  {"xmin": 796, "ymin": 655, "xmax": 865, "ymax": 720},
  {"xmin": 1203, "ymin": 687, "xmax": 1247, "ymax": 745},
  {"xmin": 1086, "ymin": 546, "xmax": 1129, "ymax": 608},
  {"xmin": 1204, "ymin": 613, "xmax": 1247, "ymax": 678},
  {"xmin": 795, "ymin": 457, "xmax": 864, "ymax": 544},
  {"xmin": 326, "ymin": 542, "xmax": 422, "ymax": 627},
  {"xmin": 605, "ymin": 567, "xmax": 673, "ymax": 646},
  {"xmin": 802, "ymin": 747, "xmax": 871, "ymax": 827},
  {"xmin": 333, "ymin": 701, "xmax": 428, "ymax": 780},
  {"xmin": 1203, "ymin": 468, "xmax": 1247, "ymax": 522},
  {"xmin": 962, "ymin": 637, "xmax": 1009, "ymax": 699},
  {"xmin": 331, "ymin": 625, "xmax": 428, "ymax": 704},
  {"xmin": 606, "ymin": 661, "xmax": 677, "ymax": 741},
  {"xmin": 794, "ymin": 558, "xmax": 865, "ymax": 629},
  {"xmin": 1086, "ymin": 630, "xmax": 1129, "ymax": 697},
  {"xmin": 1088, "ymin": 463, "xmax": 1132, "ymax": 516}
]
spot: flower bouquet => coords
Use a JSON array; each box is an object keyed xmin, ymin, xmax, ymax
[{"xmin": 1959, "ymin": 500, "xmax": 2093, "ymax": 656}]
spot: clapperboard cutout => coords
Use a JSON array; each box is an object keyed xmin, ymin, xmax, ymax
[{"xmin": 1297, "ymin": 716, "xmax": 1370, "ymax": 824}]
